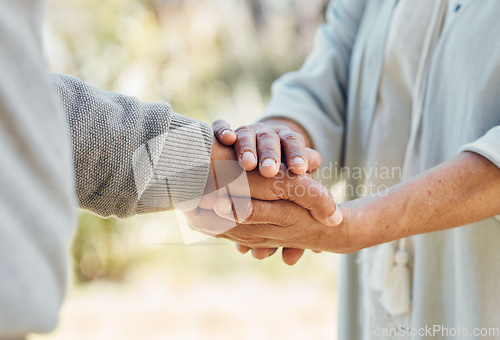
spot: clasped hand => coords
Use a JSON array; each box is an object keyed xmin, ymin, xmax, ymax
[{"xmin": 183, "ymin": 120, "xmax": 346, "ymax": 265}]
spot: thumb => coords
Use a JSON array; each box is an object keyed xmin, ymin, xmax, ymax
[{"xmin": 275, "ymin": 174, "xmax": 343, "ymax": 227}]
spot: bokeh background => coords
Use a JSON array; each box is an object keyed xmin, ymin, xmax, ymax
[{"xmin": 31, "ymin": 0, "xmax": 339, "ymax": 339}]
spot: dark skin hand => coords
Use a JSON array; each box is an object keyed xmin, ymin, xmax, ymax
[
  {"xmin": 187, "ymin": 137, "xmax": 343, "ymax": 265},
  {"xmin": 212, "ymin": 118, "xmax": 319, "ymax": 264},
  {"xmin": 213, "ymin": 118, "xmax": 316, "ymax": 177},
  {"xmin": 205, "ymin": 152, "xmax": 500, "ymax": 255}
]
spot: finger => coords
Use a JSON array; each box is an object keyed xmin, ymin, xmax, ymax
[
  {"xmin": 251, "ymin": 248, "xmax": 275, "ymax": 260},
  {"xmin": 254, "ymin": 126, "xmax": 281, "ymax": 178},
  {"xmin": 213, "ymin": 120, "xmax": 237, "ymax": 145},
  {"xmin": 216, "ymin": 165, "xmax": 343, "ymax": 227},
  {"xmin": 215, "ymin": 197, "xmax": 302, "ymax": 228},
  {"xmin": 282, "ymin": 248, "xmax": 305, "ymax": 266},
  {"xmin": 237, "ymin": 244, "xmax": 275, "ymax": 258},
  {"xmin": 214, "ymin": 198, "xmax": 308, "ymax": 249},
  {"xmin": 234, "ymin": 126, "xmax": 258, "ymax": 171},
  {"xmin": 274, "ymin": 172, "xmax": 343, "ymax": 227},
  {"xmin": 236, "ymin": 244, "xmax": 251, "ymax": 254},
  {"xmin": 186, "ymin": 208, "xmax": 270, "ymax": 245},
  {"xmin": 276, "ymin": 128, "xmax": 308, "ymax": 174},
  {"xmin": 306, "ymin": 148, "xmax": 322, "ymax": 174}
]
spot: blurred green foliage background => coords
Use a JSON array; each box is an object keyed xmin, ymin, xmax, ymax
[
  {"xmin": 35, "ymin": 0, "xmax": 339, "ymax": 339},
  {"xmin": 45, "ymin": 0, "xmax": 330, "ymax": 285}
]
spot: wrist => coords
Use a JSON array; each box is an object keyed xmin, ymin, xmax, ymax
[
  {"xmin": 203, "ymin": 137, "xmax": 239, "ymax": 196},
  {"xmin": 337, "ymin": 192, "xmax": 409, "ymax": 253},
  {"xmin": 328, "ymin": 197, "xmax": 383, "ymax": 253}
]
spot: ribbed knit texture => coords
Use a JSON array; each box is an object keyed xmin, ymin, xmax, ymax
[{"xmin": 52, "ymin": 73, "xmax": 213, "ymax": 217}]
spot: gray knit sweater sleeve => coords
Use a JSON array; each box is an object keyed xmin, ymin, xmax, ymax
[{"xmin": 51, "ymin": 73, "xmax": 213, "ymax": 218}]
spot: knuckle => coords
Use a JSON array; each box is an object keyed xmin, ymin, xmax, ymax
[
  {"xmin": 251, "ymin": 122, "xmax": 266, "ymax": 130},
  {"xmin": 256, "ymin": 129, "xmax": 279, "ymax": 140},
  {"xmin": 287, "ymin": 146, "xmax": 305, "ymax": 157},
  {"xmin": 280, "ymin": 132, "xmax": 296, "ymax": 141},
  {"xmin": 276, "ymin": 125, "xmax": 291, "ymax": 133},
  {"xmin": 235, "ymin": 126, "xmax": 254, "ymax": 134},
  {"xmin": 235, "ymin": 135, "xmax": 256, "ymax": 150},
  {"xmin": 281, "ymin": 132, "xmax": 305, "ymax": 145}
]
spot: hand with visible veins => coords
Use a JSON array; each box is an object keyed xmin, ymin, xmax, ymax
[
  {"xmin": 187, "ymin": 195, "xmax": 355, "ymax": 255},
  {"xmin": 187, "ymin": 137, "xmax": 342, "ymax": 265},
  {"xmin": 212, "ymin": 119, "xmax": 320, "ymax": 178},
  {"xmin": 204, "ymin": 152, "xmax": 500, "ymax": 258},
  {"xmin": 211, "ymin": 118, "xmax": 327, "ymax": 264}
]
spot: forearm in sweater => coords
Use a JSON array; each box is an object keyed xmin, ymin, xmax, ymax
[{"xmin": 51, "ymin": 73, "xmax": 213, "ymax": 217}]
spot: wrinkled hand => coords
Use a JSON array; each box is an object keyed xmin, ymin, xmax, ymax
[
  {"xmin": 186, "ymin": 138, "xmax": 342, "ymax": 265},
  {"xmin": 201, "ymin": 138, "xmax": 341, "ymax": 226},
  {"xmin": 212, "ymin": 120, "xmax": 321, "ymax": 178},
  {"xmin": 186, "ymin": 196, "xmax": 356, "ymax": 256},
  {"xmin": 212, "ymin": 120, "xmax": 325, "ymax": 263}
]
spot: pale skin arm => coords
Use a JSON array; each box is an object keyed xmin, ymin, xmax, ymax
[
  {"xmin": 210, "ymin": 152, "xmax": 500, "ymax": 253},
  {"xmin": 339, "ymin": 151, "xmax": 500, "ymax": 251}
]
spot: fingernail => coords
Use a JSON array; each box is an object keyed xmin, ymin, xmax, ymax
[
  {"xmin": 326, "ymin": 209, "xmax": 343, "ymax": 226},
  {"xmin": 221, "ymin": 130, "xmax": 230, "ymax": 138},
  {"xmin": 261, "ymin": 158, "xmax": 277, "ymax": 168},
  {"xmin": 242, "ymin": 151, "xmax": 256, "ymax": 163},
  {"xmin": 291, "ymin": 157, "xmax": 306, "ymax": 166},
  {"xmin": 215, "ymin": 198, "xmax": 233, "ymax": 216}
]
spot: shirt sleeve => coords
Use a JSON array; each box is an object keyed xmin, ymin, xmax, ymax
[
  {"xmin": 459, "ymin": 126, "xmax": 500, "ymax": 169},
  {"xmin": 459, "ymin": 125, "xmax": 500, "ymax": 223},
  {"xmin": 260, "ymin": 0, "xmax": 366, "ymax": 171},
  {"xmin": 51, "ymin": 73, "xmax": 213, "ymax": 218}
]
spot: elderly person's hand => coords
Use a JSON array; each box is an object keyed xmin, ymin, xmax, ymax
[
  {"xmin": 212, "ymin": 119, "xmax": 320, "ymax": 178},
  {"xmin": 187, "ymin": 197, "xmax": 358, "ymax": 256},
  {"xmin": 211, "ymin": 119, "xmax": 328, "ymax": 264},
  {"xmin": 185, "ymin": 137, "xmax": 342, "ymax": 264},
  {"xmin": 197, "ymin": 152, "xmax": 500, "ymax": 258}
]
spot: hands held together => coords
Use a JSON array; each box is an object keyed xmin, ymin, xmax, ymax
[
  {"xmin": 183, "ymin": 119, "xmax": 500, "ymax": 266},
  {"xmin": 184, "ymin": 119, "xmax": 347, "ymax": 265}
]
